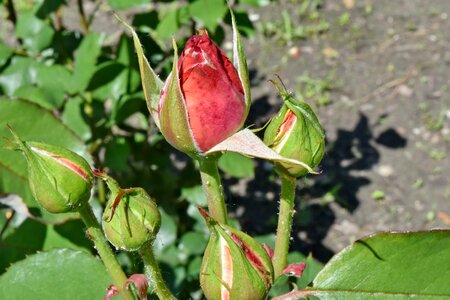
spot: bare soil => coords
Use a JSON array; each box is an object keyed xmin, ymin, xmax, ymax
[{"xmin": 237, "ymin": 0, "xmax": 450, "ymax": 261}]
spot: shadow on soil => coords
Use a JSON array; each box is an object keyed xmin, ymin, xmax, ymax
[{"xmin": 228, "ymin": 112, "xmax": 407, "ymax": 263}]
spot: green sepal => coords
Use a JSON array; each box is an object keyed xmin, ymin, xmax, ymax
[
  {"xmin": 285, "ymin": 97, "xmax": 325, "ymax": 139},
  {"xmin": 7, "ymin": 128, "xmax": 93, "ymax": 213},
  {"xmin": 115, "ymin": 14, "xmax": 164, "ymax": 129},
  {"xmin": 229, "ymin": 4, "xmax": 251, "ymax": 117},
  {"xmin": 158, "ymin": 39, "xmax": 199, "ymax": 156},
  {"xmin": 206, "ymin": 128, "xmax": 318, "ymax": 174},
  {"xmin": 200, "ymin": 209, "xmax": 273, "ymax": 299},
  {"xmin": 101, "ymin": 176, "xmax": 161, "ymax": 251}
]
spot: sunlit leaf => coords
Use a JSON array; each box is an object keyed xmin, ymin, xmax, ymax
[
  {"xmin": 62, "ymin": 97, "xmax": 92, "ymax": 141},
  {"xmin": 0, "ymin": 57, "xmax": 38, "ymax": 95},
  {"xmin": 189, "ymin": 0, "xmax": 227, "ymax": 32},
  {"xmin": 15, "ymin": 11, "xmax": 54, "ymax": 52},
  {"xmin": 107, "ymin": 0, "xmax": 148, "ymax": 10},
  {"xmin": 285, "ymin": 231, "xmax": 450, "ymax": 299},
  {"xmin": 0, "ymin": 43, "xmax": 13, "ymax": 67},
  {"xmin": 69, "ymin": 32, "xmax": 104, "ymax": 94},
  {"xmin": 0, "ymin": 248, "xmax": 112, "ymax": 300},
  {"xmin": 218, "ymin": 152, "xmax": 254, "ymax": 178}
]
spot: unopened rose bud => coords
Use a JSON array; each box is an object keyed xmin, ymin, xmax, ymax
[
  {"xmin": 264, "ymin": 79, "xmax": 325, "ymax": 177},
  {"xmin": 199, "ymin": 208, "xmax": 273, "ymax": 300},
  {"xmin": 101, "ymin": 176, "xmax": 161, "ymax": 251},
  {"xmin": 7, "ymin": 128, "xmax": 93, "ymax": 213},
  {"xmin": 159, "ymin": 32, "xmax": 248, "ymax": 156}
]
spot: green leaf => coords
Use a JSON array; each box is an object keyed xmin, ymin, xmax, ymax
[
  {"xmin": 62, "ymin": 96, "xmax": 92, "ymax": 141},
  {"xmin": 157, "ymin": 245, "xmax": 184, "ymax": 267},
  {"xmin": 15, "ymin": 11, "xmax": 54, "ymax": 52},
  {"xmin": 218, "ymin": 152, "xmax": 255, "ymax": 178},
  {"xmin": 156, "ymin": 6, "xmax": 182, "ymax": 40},
  {"xmin": 107, "ymin": 0, "xmax": 148, "ymax": 10},
  {"xmin": 189, "ymin": 0, "xmax": 227, "ymax": 32},
  {"xmin": 187, "ymin": 203, "xmax": 208, "ymax": 232},
  {"xmin": 104, "ymin": 136, "xmax": 130, "ymax": 171},
  {"xmin": 187, "ymin": 256, "xmax": 202, "ymax": 279},
  {"xmin": 178, "ymin": 232, "xmax": 208, "ymax": 256},
  {"xmin": 43, "ymin": 220, "xmax": 92, "ymax": 252},
  {"xmin": 180, "ymin": 185, "xmax": 207, "ymax": 206},
  {"xmin": 34, "ymin": 64, "xmax": 71, "ymax": 108},
  {"xmin": 0, "ymin": 218, "xmax": 90, "ymax": 273},
  {"xmin": 13, "ymin": 85, "xmax": 53, "ymax": 109},
  {"xmin": 0, "ymin": 43, "xmax": 13, "ymax": 67},
  {"xmin": 70, "ymin": 32, "xmax": 104, "ymax": 93},
  {"xmin": 0, "ymin": 248, "xmax": 112, "ymax": 300},
  {"xmin": 0, "ymin": 58, "xmax": 70, "ymax": 106},
  {"xmin": 0, "ymin": 57, "xmax": 38, "ymax": 95},
  {"xmin": 88, "ymin": 61, "xmax": 128, "ymax": 100},
  {"xmin": 116, "ymin": 35, "xmax": 142, "ymax": 93},
  {"xmin": 0, "ymin": 99, "xmax": 90, "ymax": 223},
  {"xmin": 0, "ymin": 219, "xmax": 46, "ymax": 273},
  {"xmin": 153, "ymin": 209, "xmax": 178, "ymax": 254},
  {"xmin": 238, "ymin": 0, "xmax": 270, "ymax": 7},
  {"xmin": 116, "ymin": 15, "xmax": 163, "ymax": 128},
  {"xmin": 117, "ymin": 34, "xmax": 134, "ymax": 66},
  {"xmin": 110, "ymin": 92, "xmax": 145, "ymax": 125},
  {"xmin": 304, "ymin": 231, "xmax": 450, "ymax": 299}
]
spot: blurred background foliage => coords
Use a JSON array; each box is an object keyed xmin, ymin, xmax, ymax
[{"xmin": 0, "ymin": 0, "xmax": 322, "ymax": 298}]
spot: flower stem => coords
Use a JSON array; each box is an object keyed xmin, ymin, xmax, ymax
[
  {"xmin": 273, "ymin": 175, "xmax": 297, "ymax": 278},
  {"xmin": 78, "ymin": 203, "xmax": 134, "ymax": 300},
  {"xmin": 198, "ymin": 156, "xmax": 227, "ymax": 224},
  {"xmin": 140, "ymin": 243, "xmax": 177, "ymax": 300},
  {"xmin": 76, "ymin": 0, "xmax": 89, "ymax": 35}
]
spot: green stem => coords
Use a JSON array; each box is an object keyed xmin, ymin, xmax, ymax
[
  {"xmin": 273, "ymin": 175, "xmax": 297, "ymax": 278},
  {"xmin": 78, "ymin": 204, "xmax": 134, "ymax": 300},
  {"xmin": 140, "ymin": 243, "xmax": 177, "ymax": 300},
  {"xmin": 76, "ymin": 0, "xmax": 89, "ymax": 35},
  {"xmin": 198, "ymin": 156, "xmax": 227, "ymax": 224},
  {"xmin": 5, "ymin": 0, "xmax": 17, "ymax": 25}
]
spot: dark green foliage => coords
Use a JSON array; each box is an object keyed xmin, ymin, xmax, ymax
[{"xmin": 0, "ymin": 0, "xmax": 259, "ymax": 298}]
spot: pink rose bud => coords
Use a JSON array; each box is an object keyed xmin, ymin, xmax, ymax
[
  {"xmin": 199, "ymin": 208, "xmax": 273, "ymax": 300},
  {"xmin": 159, "ymin": 32, "xmax": 247, "ymax": 155}
]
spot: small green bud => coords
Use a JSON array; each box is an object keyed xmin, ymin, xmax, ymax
[
  {"xmin": 7, "ymin": 128, "xmax": 93, "ymax": 213},
  {"xmin": 264, "ymin": 78, "xmax": 325, "ymax": 177},
  {"xmin": 100, "ymin": 175, "xmax": 161, "ymax": 251},
  {"xmin": 199, "ymin": 208, "xmax": 273, "ymax": 300}
]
